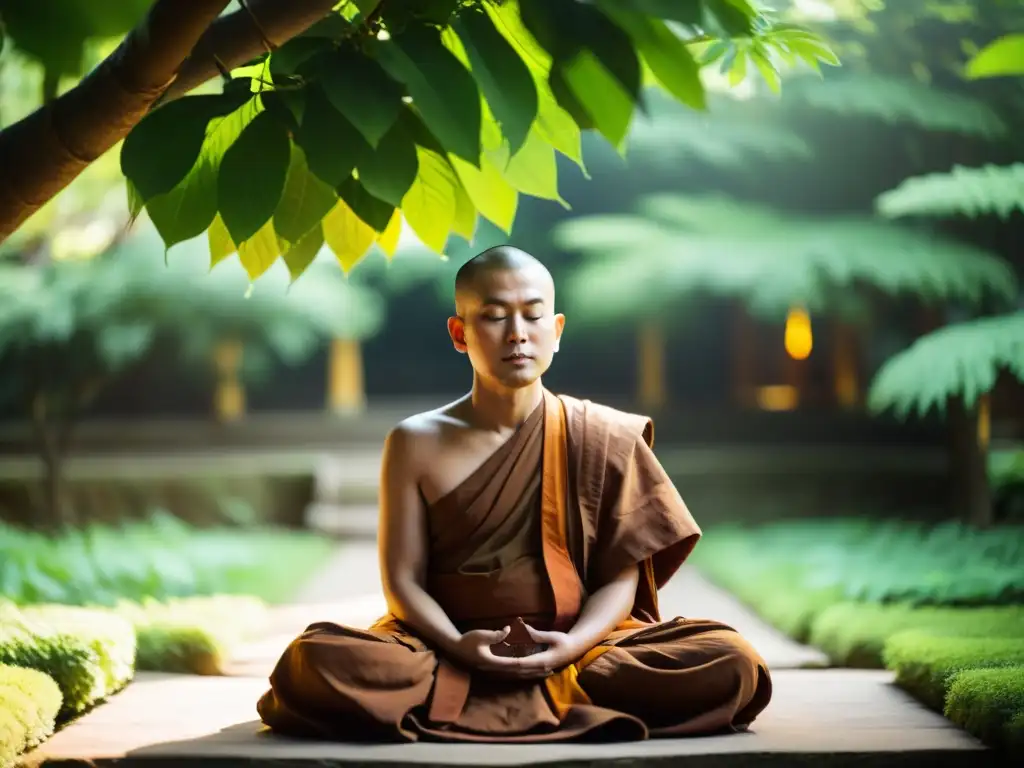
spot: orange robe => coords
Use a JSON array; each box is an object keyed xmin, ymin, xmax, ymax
[{"xmin": 257, "ymin": 390, "xmax": 772, "ymax": 742}]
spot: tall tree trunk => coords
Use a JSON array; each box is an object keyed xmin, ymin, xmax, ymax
[
  {"xmin": 328, "ymin": 338, "xmax": 366, "ymax": 414},
  {"xmin": 637, "ymin": 320, "xmax": 666, "ymax": 411},
  {"xmin": 31, "ymin": 395, "xmax": 74, "ymax": 530},
  {"xmin": 948, "ymin": 395, "xmax": 993, "ymax": 528}
]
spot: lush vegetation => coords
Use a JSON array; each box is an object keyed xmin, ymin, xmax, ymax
[
  {"xmin": 0, "ymin": 664, "xmax": 62, "ymax": 767},
  {"xmin": 691, "ymin": 518, "xmax": 1024, "ymax": 753}
]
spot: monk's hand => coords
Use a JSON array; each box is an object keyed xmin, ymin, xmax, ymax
[
  {"xmin": 448, "ymin": 627, "xmax": 524, "ymax": 674},
  {"xmin": 507, "ymin": 625, "xmax": 583, "ymax": 679}
]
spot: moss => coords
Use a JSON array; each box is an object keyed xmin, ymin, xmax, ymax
[
  {"xmin": 944, "ymin": 666, "xmax": 1024, "ymax": 755},
  {"xmin": 811, "ymin": 602, "xmax": 1024, "ymax": 668},
  {"xmin": 0, "ymin": 664, "xmax": 63, "ymax": 765}
]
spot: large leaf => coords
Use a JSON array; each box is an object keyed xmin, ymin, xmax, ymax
[
  {"xmin": 338, "ymin": 178, "xmax": 395, "ymax": 232},
  {"xmin": 322, "ymin": 200, "xmax": 376, "ymax": 273},
  {"xmin": 868, "ymin": 313, "xmax": 1024, "ymax": 418},
  {"xmin": 237, "ymin": 219, "xmax": 281, "ymax": 281},
  {"xmin": 450, "ymin": 153, "xmax": 518, "ymax": 234},
  {"xmin": 146, "ymin": 95, "xmax": 264, "ymax": 249},
  {"xmin": 965, "ymin": 34, "xmax": 1024, "ymax": 79},
  {"xmin": 876, "ymin": 164, "xmax": 1024, "ymax": 221},
  {"xmin": 217, "ymin": 111, "xmax": 292, "ymax": 245},
  {"xmin": 295, "ymin": 85, "xmax": 371, "ymax": 187},
  {"xmin": 451, "ymin": 9, "xmax": 538, "ymax": 154},
  {"xmin": 281, "ymin": 225, "xmax": 325, "ymax": 282},
  {"xmin": 355, "ymin": 114, "xmax": 421, "ymax": 208},
  {"xmin": 371, "ymin": 25, "xmax": 482, "ymax": 164},
  {"xmin": 273, "ymin": 145, "xmax": 338, "ymax": 245},
  {"xmin": 319, "ymin": 48, "xmax": 405, "ymax": 146},
  {"xmin": 121, "ymin": 90, "xmax": 251, "ymax": 204},
  {"xmin": 402, "ymin": 148, "xmax": 459, "ymax": 253},
  {"xmin": 493, "ymin": 125, "xmax": 567, "ymax": 207}
]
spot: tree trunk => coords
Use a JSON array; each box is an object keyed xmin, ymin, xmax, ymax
[
  {"xmin": 731, "ymin": 302, "xmax": 754, "ymax": 408},
  {"xmin": 0, "ymin": 0, "xmax": 231, "ymax": 241},
  {"xmin": 948, "ymin": 395, "xmax": 993, "ymax": 528},
  {"xmin": 213, "ymin": 338, "xmax": 247, "ymax": 423},
  {"xmin": 31, "ymin": 396, "xmax": 73, "ymax": 531},
  {"xmin": 832, "ymin": 319, "xmax": 860, "ymax": 409}
]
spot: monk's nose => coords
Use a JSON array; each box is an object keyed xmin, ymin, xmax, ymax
[{"xmin": 507, "ymin": 318, "xmax": 527, "ymax": 344}]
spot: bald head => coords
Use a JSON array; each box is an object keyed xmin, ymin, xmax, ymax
[{"xmin": 454, "ymin": 246, "xmax": 554, "ymax": 314}]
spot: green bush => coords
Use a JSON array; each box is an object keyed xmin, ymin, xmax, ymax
[
  {"xmin": 945, "ymin": 666, "xmax": 1024, "ymax": 754},
  {"xmin": 0, "ymin": 604, "xmax": 134, "ymax": 720},
  {"xmin": 115, "ymin": 595, "xmax": 268, "ymax": 675},
  {"xmin": 883, "ymin": 632, "xmax": 1024, "ymax": 710},
  {"xmin": 0, "ymin": 515, "xmax": 334, "ymax": 607},
  {"xmin": 0, "ymin": 664, "xmax": 62, "ymax": 766},
  {"xmin": 811, "ymin": 603, "xmax": 1024, "ymax": 667}
]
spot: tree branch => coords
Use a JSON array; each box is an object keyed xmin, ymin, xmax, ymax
[
  {"xmin": 0, "ymin": 0, "xmax": 232, "ymax": 243},
  {"xmin": 163, "ymin": 0, "xmax": 341, "ymax": 100}
]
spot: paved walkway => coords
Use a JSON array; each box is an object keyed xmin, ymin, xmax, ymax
[{"xmin": 19, "ymin": 543, "xmax": 996, "ymax": 767}]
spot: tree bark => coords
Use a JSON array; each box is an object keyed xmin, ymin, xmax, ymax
[
  {"xmin": 0, "ymin": 0, "xmax": 232, "ymax": 242},
  {"xmin": 164, "ymin": 0, "xmax": 342, "ymax": 100},
  {"xmin": 948, "ymin": 395, "xmax": 993, "ymax": 528}
]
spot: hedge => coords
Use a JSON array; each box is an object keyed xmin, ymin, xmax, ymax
[
  {"xmin": 945, "ymin": 666, "xmax": 1024, "ymax": 753},
  {"xmin": 0, "ymin": 665, "xmax": 62, "ymax": 767}
]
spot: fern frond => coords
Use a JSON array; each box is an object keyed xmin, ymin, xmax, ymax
[
  {"xmin": 867, "ymin": 312, "xmax": 1024, "ymax": 419},
  {"xmin": 876, "ymin": 163, "xmax": 1024, "ymax": 220},
  {"xmin": 781, "ymin": 74, "xmax": 1008, "ymax": 138},
  {"xmin": 555, "ymin": 194, "xmax": 1018, "ymax": 324}
]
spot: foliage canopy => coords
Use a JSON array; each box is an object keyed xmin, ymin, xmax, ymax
[{"xmin": 110, "ymin": 0, "xmax": 837, "ymax": 280}]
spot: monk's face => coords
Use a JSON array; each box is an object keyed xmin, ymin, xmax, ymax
[{"xmin": 449, "ymin": 266, "xmax": 565, "ymax": 388}]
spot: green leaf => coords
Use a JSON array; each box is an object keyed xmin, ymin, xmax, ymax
[
  {"xmin": 208, "ymin": 214, "xmax": 236, "ymax": 268},
  {"xmin": 450, "ymin": 153, "xmax": 518, "ymax": 234},
  {"xmin": 338, "ymin": 177, "xmax": 395, "ymax": 231},
  {"xmin": 146, "ymin": 96, "xmax": 263, "ymax": 249},
  {"xmin": 320, "ymin": 48, "xmax": 405, "ymax": 146},
  {"xmin": 561, "ymin": 50, "xmax": 636, "ymax": 148},
  {"xmin": 281, "ymin": 224, "xmax": 325, "ymax": 281},
  {"xmin": 296, "ymin": 85, "xmax": 371, "ymax": 187},
  {"xmin": 355, "ymin": 115, "xmax": 420, "ymax": 208},
  {"xmin": 323, "ymin": 200, "xmax": 376, "ymax": 273},
  {"xmin": 965, "ymin": 34, "xmax": 1024, "ymax": 79},
  {"xmin": 237, "ymin": 219, "xmax": 280, "ymax": 280},
  {"xmin": 269, "ymin": 37, "xmax": 323, "ymax": 80},
  {"xmin": 218, "ymin": 111, "xmax": 292, "ymax": 245},
  {"xmin": 485, "ymin": 1, "xmax": 585, "ymax": 172},
  {"xmin": 452, "ymin": 182, "xmax": 477, "ymax": 241},
  {"xmin": 402, "ymin": 148, "xmax": 459, "ymax": 253},
  {"xmin": 599, "ymin": 7, "xmax": 704, "ymax": 110},
  {"xmin": 452, "ymin": 9, "xmax": 538, "ymax": 154},
  {"xmin": 273, "ymin": 144, "xmax": 338, "ymax": 244},
  {"xmin": 750, "ymin": 47, "xmax": 780, "ymax": 93},
  {"xmin": 371, "ymin": 25, "xmax": 482, "ymax": 164},
  {"xmin": 121, "ymin": 91, "xmax": 249, "ymax": 203},
  {"xmin": 493, "ymin": 126, "xmax": 567, "ymax": 207},
  {"xmin": 376, "ymin": 211, "xmax": 402, "ymax": 257}
]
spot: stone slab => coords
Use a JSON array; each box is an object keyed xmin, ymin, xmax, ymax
[{"xmin": 19, "ymin": 670, "xmax": 998, "ymax": 768}]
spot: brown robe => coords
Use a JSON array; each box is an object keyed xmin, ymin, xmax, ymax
[{"xmin": 256, "ymin": 390, "xmax": 772, "ymax": 742}]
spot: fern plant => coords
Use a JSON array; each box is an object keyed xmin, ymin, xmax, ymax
[
  {"xmin": 554, "ymin": 194, "xmax": 1017, "ymax": 323},
  {"xmin": 876, "ymin": 163, "xmax": 1024, "ymax": 220},
  {"xmin": 867, "ymin": 312, "xmax": 1024, "ymax": 419}
]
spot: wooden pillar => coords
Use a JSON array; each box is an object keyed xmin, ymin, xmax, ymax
[
  {"xmin": 832, "ymin": 320, "xmax": 860, "ymax": 409},
  {"xmin": 213, "ymin": 339, "xmax": 245, "ymax": 423},
  {"xmin": 637, "ymin": 320, "xmax": 666, "ymax": 410},
  {"xmin": 328, "ymin": 338, "xmax": 366, "ymax": 414}
]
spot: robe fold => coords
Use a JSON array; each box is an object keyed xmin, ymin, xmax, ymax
[{"xmin": 256, "ymin": 390, "xmax": 772, "ymax": 742}]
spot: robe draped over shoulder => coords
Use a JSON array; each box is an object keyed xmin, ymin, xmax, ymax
[{"xmin": 256, "ymin": 390, "xmax": 771, "ymax": 742}]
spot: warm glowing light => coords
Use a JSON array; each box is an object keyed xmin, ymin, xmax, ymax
[
  {"xmin": 784, "ymin": 307, "xmax": 813, "ymax": 360},
  {"xmin": 756, "ymin": 385, "xmax": 799, "ymax": 411}
]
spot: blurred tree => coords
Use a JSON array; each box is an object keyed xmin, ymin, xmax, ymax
[
  {"xmin": 0, "ymin": 224, "xmax": 382, "ymax": 530},
  {"xmin": 555, "ymin": 193, "xmax": 1017, "ymax": 408},
  {"xmin": 0, "ymin": 0, "xmax": 837, "ymax": 280}
]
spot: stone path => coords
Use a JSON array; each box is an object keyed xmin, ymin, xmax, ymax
[{"xmin": 19, "ymin": 543, "xmax": 999, "ymax": 767}]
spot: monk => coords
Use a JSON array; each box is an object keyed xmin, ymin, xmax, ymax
[{"xmin": 256, "ymin": 246, "xmax": 772, "ymax": 743}]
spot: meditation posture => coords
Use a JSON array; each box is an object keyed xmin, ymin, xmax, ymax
[{"xmin": 257, "ymin": 247, "xmax": 772, "ymax": 742}]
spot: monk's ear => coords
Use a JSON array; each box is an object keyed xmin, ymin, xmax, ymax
[
  {"xmin": 448, "ymin": 315, "xmax": 468, "ymax": 354},
  {"xmin": 552, "ymin": 313, "xmax": 565, "ymax": 353}
]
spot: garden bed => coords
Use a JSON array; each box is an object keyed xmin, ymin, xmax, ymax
[{"xmin": 690, "ymin": 518, "xmax": 1024, "ymax": 754}]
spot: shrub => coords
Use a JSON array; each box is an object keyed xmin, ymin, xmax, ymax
[
  {"xmin": 0, "ymin": 604, "xmax": 134, "ymax": 720},
  {"xmin": 115, "ymin": 596, "xmax": 267, "ymax": 675},
  {"xmin": 811, "ymin": 603, "xmax": 1024, "ymax": 668},
  {"xmin": 883, "ymin": 632, "xmax": 1024, "ymax": 710},
  {"xmin": 0, "ymin": 664, "xmax": 62, "ymax": 766},
  {"xmin": 945, "ymin": 666, "xmax": 1024, "ymax": 754}
]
